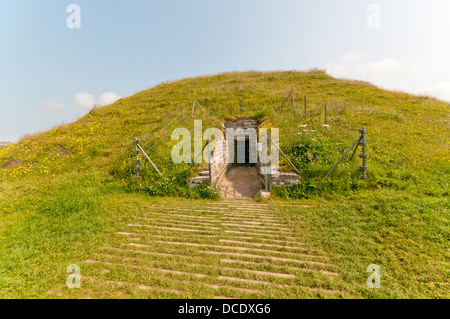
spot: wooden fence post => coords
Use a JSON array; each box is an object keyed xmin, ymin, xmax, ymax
[
  {"xmin": 268, "ymin": 129, "xmax": 272, "ymax": 192},
  {"xmin": 240, "ymin": 94, "xmax": 244, "ymax": 113},
  {"xmin": 134, "ymin": 138, "xmax": 141, "ymax": 179},
  {"xmin": 166, "ymin": 115, "xmax": 169, "ymax": 135},
  {"xmin": 291, "ymin": 90, "xmax": 296, "ymax": 114},
  {"xmin": 207, "ymin": 135, "xmax": 212, "ymax": 186},
  {"xmin": 304, "ymin": 95, "xmax": 307, "ymax": 119},
  {"xmin": 359, "ymin": 127, "xmax": 367, "ymax": 179}
]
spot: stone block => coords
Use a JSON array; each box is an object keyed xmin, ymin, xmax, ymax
[{"xmin": 258, "ymin": 190, "xmax": 270, "ymax": 199}]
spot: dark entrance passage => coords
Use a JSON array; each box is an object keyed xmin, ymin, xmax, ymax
[
  {"xmin": 234, "ymin": 138, "xmax": 253, "ymax": 166},
  {"xmin": 218, "ymin": 118, "xmax": 262, "ymax": 198}
]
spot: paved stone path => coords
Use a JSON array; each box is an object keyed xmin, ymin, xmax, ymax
[
  {"xmin": 70, "ymin": 200, "xmax": 343, "ymax": 298},
  {"xmin": 217, "ymin": 167, "xmax": 263, "ymax": 199}
]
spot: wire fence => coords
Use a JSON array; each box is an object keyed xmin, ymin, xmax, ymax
[
  {"xmin": 266, "ymin": 89, "xmax": 368, "ymax": 182},
  {"xmin": 273, "ymin": 130, "xmax": 366, "ymax": 181},
  {"xmin": 132, "ymin": 90, "xmax": 368, "ymax": 183},
  {"xmin": 133, "ymin": 99, "xmax": 205, "ymax": 177}
]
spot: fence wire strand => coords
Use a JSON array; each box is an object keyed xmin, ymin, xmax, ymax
[{"xmin": 133, "ymin": 93, "xmax": 366, "ymax": 184}]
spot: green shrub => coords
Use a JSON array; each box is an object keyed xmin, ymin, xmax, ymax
[{"xmin": 195, "ymin": 185, "xmax": 220, "ymax": 199}]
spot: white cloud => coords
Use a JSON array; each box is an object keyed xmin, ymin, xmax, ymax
[
  {"xmin": 74, "ymin": 92, "xmax": 96, "ymax": 110},
  {"xmin": 41, "ymin": 100, "xmax": 66, "ymax": 111},
  {"xmin": 427, "ymin": 82, "xmax": 450, "ymax": 101},
  {"xmin": 73, "ymin": 91, "xmax": 121, "ymax": 110},
  {"xmin": 325, "ymin": 52, "xmax": 450, "ymax": 102},
  {"xmin": 97, "ymin": 92, "xmax": 121, "ymax": 106}
]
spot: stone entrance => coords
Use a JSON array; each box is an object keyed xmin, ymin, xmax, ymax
[
  {"xmin": 188, "ymin": 117, "xmax": 301, "ymax": 198},
  {"xmin": 216, "ymin": 118, "xmax": 263, "ymax": 198}
]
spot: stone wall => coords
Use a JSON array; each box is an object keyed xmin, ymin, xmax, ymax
[
  {"xmin": 210, "ymin": 137, "xmax": 229, "ymax": 186},
  {"xmin": 272, "ymin": 172, "xmax": 301, "ymax": 186},
  {"xmin": 224, "ymin": 119, "xmax": 259, "ymax": 130},
  {"xmin": 188, "ymin": 118, "xmax": 301, "ymax": 189},
  {"xmin": 188, "ymin": 132, "xmax": 229, "ymax": 187}
]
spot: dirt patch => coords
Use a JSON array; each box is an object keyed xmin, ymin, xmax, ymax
[
  {"xmin": 217, "ymin": 166, "xmax": 262, "ymax": 199},
  {"xmin": 0, "ymin": 158, "xmax": 25, "ymax": 169},
  {"xmin": 56, "ymin": 148, "xmax": 72, "ymax": 158}
]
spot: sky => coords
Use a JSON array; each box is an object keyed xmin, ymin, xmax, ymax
[{"xmin": 1, "ymin": 0, "xmax": 449, "ymax": 142}]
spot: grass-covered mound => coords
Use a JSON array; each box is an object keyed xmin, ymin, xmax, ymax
[{"xmin": 0, "ymin": 70, "xmax": 448, "ymax": 298}]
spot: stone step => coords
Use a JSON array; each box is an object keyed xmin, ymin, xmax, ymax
[{"xmin": 188, "ymin": 176, "xmax": 209, "ymax": 186}]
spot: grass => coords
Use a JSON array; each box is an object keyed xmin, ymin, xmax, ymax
[
  {"xmin": 0, "ymin": 70, "xmax": 448, "ymax": 298},
  {"xmin": 277, "ymin": 191, "xmax": 449, "ymax": 298}
]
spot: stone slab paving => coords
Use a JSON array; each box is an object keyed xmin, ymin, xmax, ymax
[{"xmin": 61, "ymin": 200, "xmax": 344, "ymax": 298}]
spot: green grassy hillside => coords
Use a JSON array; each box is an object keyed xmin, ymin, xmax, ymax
[
  {"xmin": 0, "ymin": 70, "xmax": 448, "ymax": 298},
  {"xmin": 0, "ymin": 70, "xmax": 447, "ymax": 192}
]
